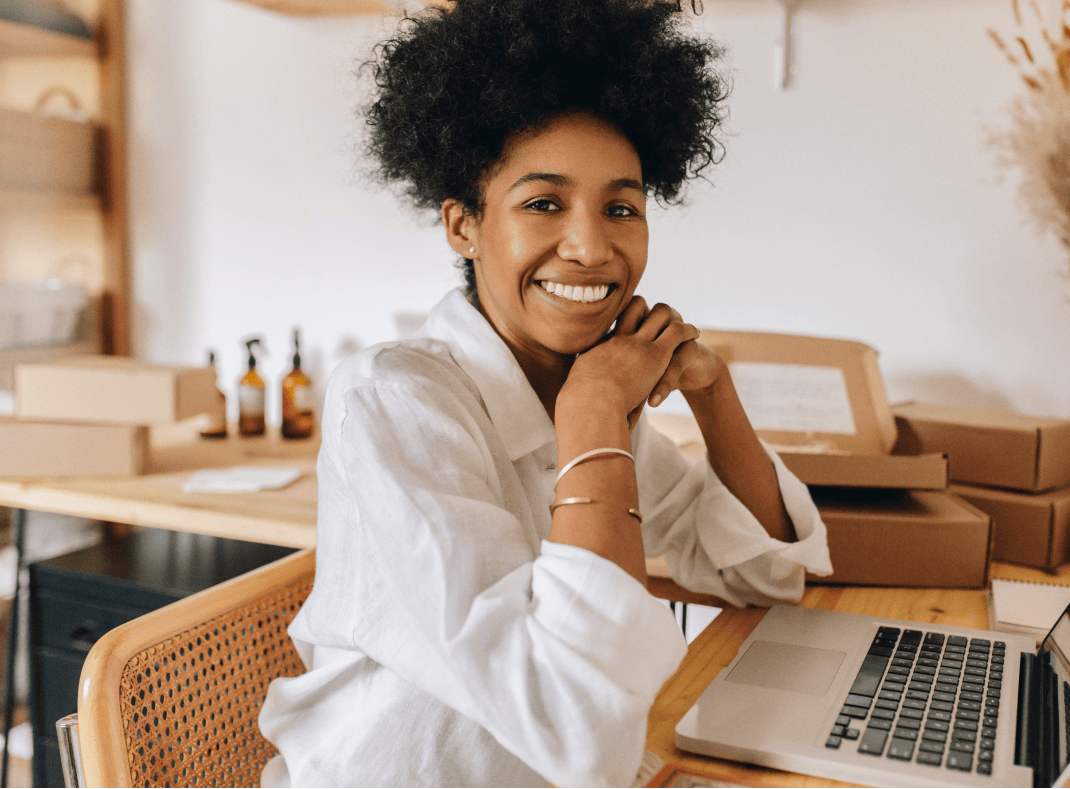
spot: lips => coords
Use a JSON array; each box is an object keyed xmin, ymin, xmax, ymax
[{"xmin": 538, "ymin": 280, "xmax": 612, "ymax": 304}]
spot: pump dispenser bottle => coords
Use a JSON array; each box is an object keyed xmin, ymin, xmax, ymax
[
  {"xmin": 238, "ymin": 338, "xmax": 266, "ymax": 437},
  {"xmin": 200, "ymin": 350, "xmax": 228, "ymax": 439},
  {"xmin": 281, "ymin": 328, "xmax": 314, "ymax": 439}
]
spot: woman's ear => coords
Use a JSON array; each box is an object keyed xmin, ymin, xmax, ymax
[{"xmin": 442, "ymin": 199, "xmax": 478, "ymax": 259}]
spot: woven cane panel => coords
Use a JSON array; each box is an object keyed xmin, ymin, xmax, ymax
[{"xmin": 117, "ymin": 573, "xmax": 314, "ymax": 788}]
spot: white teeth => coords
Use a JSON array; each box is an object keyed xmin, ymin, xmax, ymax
[{"xmin": 539, "ymin": 281, "xmax": 611, "ymax": 303}]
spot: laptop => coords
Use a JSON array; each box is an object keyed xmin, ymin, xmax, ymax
[{"xmin": 675, "ymin": 601, "xmax": 1070, "ymax": 787}]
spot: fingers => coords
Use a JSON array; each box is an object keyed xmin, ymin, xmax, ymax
[
  {"xmin": 612, "ymin": 295, "xmax": 648, "ymax": 336},
  {"xmin": 647, "ymin": 337, "xmax": 702, "ymax": 407},
  {"xmin": 633, "ymin": 302, "xmax": 679, "ymax": 340},
  {"xmin": 647, "ymin": 352, "xmax": 684, "ymax": 408}
]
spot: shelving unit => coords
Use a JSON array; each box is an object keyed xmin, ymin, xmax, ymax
[
  {"xmin": 0, "ymin": 18, "xmax": 96, "ymax": 58},
  {"xmin": 0, "ymin": 0, "xmax": 129, "ymax": 378}
]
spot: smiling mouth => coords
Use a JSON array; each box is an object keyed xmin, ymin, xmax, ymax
[{"xmin": 538, "ymin": 281, "xmax": 612, "ymax": 304}]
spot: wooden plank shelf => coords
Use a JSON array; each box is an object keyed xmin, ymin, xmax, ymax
[
  {"xmin": 0, "ymin": 188, "xmax": 99, "ymax": 211},
  {"xmin": 0, "ymin": 18, "xmax": 96, "ymax": 58}
]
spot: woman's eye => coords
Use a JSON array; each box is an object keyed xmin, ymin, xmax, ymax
[
  {"xmin": 525, "ymin": 198, "xmax": 559, "ymax": 212},
  {"xmin": 607, "ymin": 204, "xmax": 639, "ymax": 218}
]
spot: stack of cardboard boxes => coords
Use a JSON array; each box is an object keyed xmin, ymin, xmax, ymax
[
  {"xmin": 650, "ymin": 330, "xmax": 1015, "ymax": 589},
  {"xmin": 0, "ymin": 357, "xmax": 216, "ymax": 477},
  {"xmin": 893, "ymin": 402, "xmax": 1070, "ymax": 574}
]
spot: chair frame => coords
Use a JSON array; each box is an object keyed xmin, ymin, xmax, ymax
[{"xmin": 72, "ymin": 547, "xmax": 315, "ymax": 787}]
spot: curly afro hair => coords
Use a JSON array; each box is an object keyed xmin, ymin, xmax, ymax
[{"xmin": 362, "ymin": 0, "xmax": 729, "ymax": 295}]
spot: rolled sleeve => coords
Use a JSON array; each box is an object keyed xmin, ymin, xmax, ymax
[{"xmin": 637, "ymin": 417, "xmax": 832, "ymax": 607}]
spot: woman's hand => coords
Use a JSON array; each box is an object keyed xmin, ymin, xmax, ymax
[
  {"xmin": 636, "ymin": 305, "xmax": 728, "ymax": 410},
  {"xmin": 559, "ymin": 297, "xmax": 700, "ymax": 427},
  {"xmin": 560, "ymin": 297, "xmax": 728, "ymax": 429}
]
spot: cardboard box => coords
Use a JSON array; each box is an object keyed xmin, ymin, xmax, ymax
[
  {"xmin": 14, "ymin": 356, "xmax": 217, "ymax": 425},
  {"xmin": 0, "ymin": 106, "xmax": 100, "ymax": 194},
  {"xmin": 892, "ymin": 402, "xmax": 1070, "ymax": 492},
  {"xmin": 806, "ymin": 489, "xmax": 992, "ymax": 588},
  {"xmin": 950, "ymin": 483, "xmax": 1070, "ymax": 572},
  {"xmin": 778, "ymin": 451, "xmax": 947, "ymax": 490},
  {"xmin": 0, "ymin": 417, "xmax": 148, "ymax": 476},
  {"xmin": 693, "ymin": 330, "xmax": 947, "ymax": 489},
  {"xmin": 646, "ymin": 410, "xmax": 948, "ymax": 489}
]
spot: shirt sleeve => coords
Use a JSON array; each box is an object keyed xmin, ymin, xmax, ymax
[
  {"xmin": 633, "ymin": 414, "xmax": 834, "ymax": 607},
  {"xmin": 304, "ymin": 352, "xmax": 687, "ymax": 787}
]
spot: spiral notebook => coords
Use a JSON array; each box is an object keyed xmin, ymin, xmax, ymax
[{"xmin": 988, "ymin": 577, "xmax": 1070, "ymax": 643}]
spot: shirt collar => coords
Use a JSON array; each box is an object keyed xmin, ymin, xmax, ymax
[{"xmin": 419, "ymin": 288, "xmax": 556, "ymax": 461}]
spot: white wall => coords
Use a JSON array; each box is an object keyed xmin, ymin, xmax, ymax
[{"xmin": 126, "ymin": 0, "xmax": 1070, "ymax": 425}]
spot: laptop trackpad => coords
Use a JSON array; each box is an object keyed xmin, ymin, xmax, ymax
[{"xmin": 725, "ymin": 640, "xmax": 846, "ymax": 696}]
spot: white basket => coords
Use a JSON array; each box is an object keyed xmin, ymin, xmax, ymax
[{"xmin": 0, "ymin": 281, "xmax": 88, "ymax": 349}]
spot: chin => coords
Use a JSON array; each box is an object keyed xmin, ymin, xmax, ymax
[{"xmin": 547, "ymin": 330, "xmax": 610, "ymax": 356}]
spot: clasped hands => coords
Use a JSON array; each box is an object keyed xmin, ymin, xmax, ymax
[{"xmin": 559, "ymin": 296, "xmax": 726, "ymax": 430}]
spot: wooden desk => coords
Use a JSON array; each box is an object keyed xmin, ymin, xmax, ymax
[
  {"xmin": 644, "ymin": 560, "xmax": 1070, "ymax": 786},
  {"xmin": 0, "ymin": 425, "xmax": 319, "ymax": 548}
]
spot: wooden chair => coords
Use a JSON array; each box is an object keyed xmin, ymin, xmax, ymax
[{"xmin": 60, "ymin": 548, "xmax": 315, "ymax": 787}]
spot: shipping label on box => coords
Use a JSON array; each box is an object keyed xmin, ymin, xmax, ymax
[
  {"xmin": 0, "ymin": 418, "xmax": 148, "ymax": 477},
  {"xmin": 700, "ymin": 330, "xmax": 896, "ymax": 455},
  {"xmin": 950, "ymin": 483, "xmax": 1070, "ymax": 572},
  {"xmin": 15, "ymin": 356, "xmax": 217, "ymax": 425},
  {"xmin": 805, "ymin": 489, "xmax": 992, "ymax": 588},
  {"xmin": 685, "ymin": 330, "xmax": 947, "ymax": 489},
  {"xmin": 893, "ymin": 402, "xmax": 1070, "ymax": 492}
]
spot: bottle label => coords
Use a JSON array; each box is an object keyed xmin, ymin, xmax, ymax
[
  {"xmin": 239, "ymin": 384, "xmax": 265, "ymax": 416},
  {"xmin": 293, "ymin": 383, "xmax": 314, "ymax": 412}
]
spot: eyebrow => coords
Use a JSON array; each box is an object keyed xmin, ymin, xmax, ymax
[{"xmin": 507, "ymin": 172, "xmax": 645, "ymax": 194}]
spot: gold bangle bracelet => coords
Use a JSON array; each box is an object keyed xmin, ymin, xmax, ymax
[
  {"xmin": 549, "ymin": 497, "xmax": 593, "ymax": 515},
  {"xmin": 548, "ymin": 498, "xmax": 644, "ymax": 526}
]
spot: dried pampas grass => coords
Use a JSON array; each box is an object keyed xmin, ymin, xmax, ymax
[{"xmin": 990, "ymin": 0, "xmax": 1070, "ymax": 251}]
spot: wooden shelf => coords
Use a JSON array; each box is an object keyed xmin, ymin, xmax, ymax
[
  {"xmin": 0, "ymin": 18, "xmax": 96, "ymax": 58},
  {"xmin": 0, "ymin": 188, "xmax": 98, "ymax": 211},
  {"xmin": 232, "ymin": 0, "xmax": 445, "ymax": 14}
]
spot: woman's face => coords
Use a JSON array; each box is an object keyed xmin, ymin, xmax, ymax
[{"xmin": 446, "ymin": 112, "xmax": 648, "ymax": 360}]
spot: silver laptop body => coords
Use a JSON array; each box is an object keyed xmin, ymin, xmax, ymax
[{"xmin": 676, "ymin": 603, "xmax": 1069, "ymax": 788}]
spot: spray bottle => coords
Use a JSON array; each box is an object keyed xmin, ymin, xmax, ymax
[{"xmin": 238, "ymin": 337, "xmax": 265, "ymax": 437}]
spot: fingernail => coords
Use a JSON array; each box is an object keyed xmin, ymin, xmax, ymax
[{"xmin": 649, "ymin": 393, "xmax": 663, "ymax": 408}]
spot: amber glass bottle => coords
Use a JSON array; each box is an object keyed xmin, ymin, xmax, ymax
[
  {"xmin": 281, "ymin": 329, "xmax": 314, "ymax": 439},
  {"xmin": 238, "ymin": 338, "xmax": 266, "ymax": 437},
  {"xmin": 199, "ymin": 350, "xmax": 228, "ymax": 439}
]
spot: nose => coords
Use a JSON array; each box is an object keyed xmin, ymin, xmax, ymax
[{"xmin": 557, "ymin": 211, "xmax": 612, "ymax": 268}]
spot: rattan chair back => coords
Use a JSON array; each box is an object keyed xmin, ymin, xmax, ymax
[{"xmin": 76, "ymin": 548, "xmax": 315, "ymax": 787}]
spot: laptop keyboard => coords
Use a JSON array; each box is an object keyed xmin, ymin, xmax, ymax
[{"xmin": 824, "ymin": 625, "xmax": 1005, "ymax": 776}]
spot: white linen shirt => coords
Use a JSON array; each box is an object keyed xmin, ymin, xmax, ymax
[{"xmin": 258, "ymin": 288, "xmax": 833, "ymax": 788}]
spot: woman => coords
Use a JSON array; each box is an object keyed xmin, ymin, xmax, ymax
[{"xmin": 260, "ymin": 1, "xmax": 832, "ymax": 786}]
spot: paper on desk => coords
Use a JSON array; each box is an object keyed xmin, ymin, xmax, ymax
[
  {"xmin": 182, "ymin": 466, "xmax": 302, "ymax": 493},
  {"xmin": 990, "ymin": 577, "xmax": 1070, "ymax": 632}
]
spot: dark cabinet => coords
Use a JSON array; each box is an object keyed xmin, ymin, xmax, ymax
[{"xmin": 28, "ymin": 528, "xmax": 295, "ymax": 787}]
